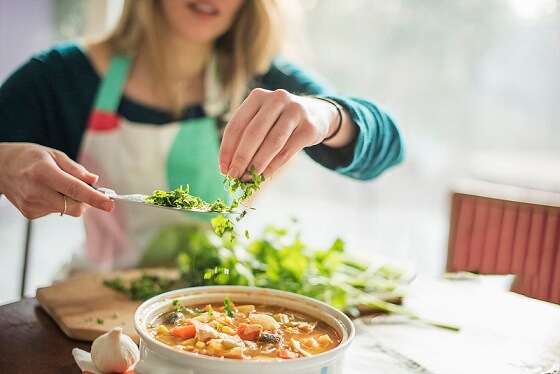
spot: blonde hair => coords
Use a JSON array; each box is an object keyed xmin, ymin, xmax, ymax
[{"xmin": 102, "ymin": 0, "xmax": 283, "ymax": 117}]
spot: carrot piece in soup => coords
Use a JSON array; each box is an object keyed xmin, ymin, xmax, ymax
[
  {"xmin": 170, "ymin": 324, "xmax": 197, "ymax": 340},
  {"xmin": 276, "ymin": 349, "xmax": 297, "ymax": 359},
  {"xmin": 237, "ymin": 323, "xmax": 262, "ymax": 341}
]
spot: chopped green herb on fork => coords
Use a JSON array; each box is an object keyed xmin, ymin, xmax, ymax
[{"xmin": 145, "ymin": 166, "xmax": 265, "ymax": 239}]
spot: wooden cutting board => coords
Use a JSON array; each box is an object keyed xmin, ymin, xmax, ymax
[
  {"xmin": 36, "ymin": 268, "xmax": 178, "ymax": 344},
  {"xmin": 37, "ymin": 269, "xmax": 402, "ymax": 345}
]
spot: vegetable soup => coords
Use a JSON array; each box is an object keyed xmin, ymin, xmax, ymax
[{"xmin": 147, "ymin": 296, "xmax": 340, "ymax": 361}]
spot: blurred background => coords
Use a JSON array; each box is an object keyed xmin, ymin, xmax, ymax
[{"xmin": 1, "ymin": 0, "xmax": 559, "ymax": 305}]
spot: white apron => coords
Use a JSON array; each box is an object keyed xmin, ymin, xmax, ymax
[{"xmin": 74, "ymin": 54, "xmax": 229, "ymax": 272}]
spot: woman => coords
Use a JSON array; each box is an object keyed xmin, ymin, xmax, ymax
[{"xmin": 0, "ymin": 0, "xmax": 403, "ymax": 270}]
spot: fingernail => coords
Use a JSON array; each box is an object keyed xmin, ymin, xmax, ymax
[
  {"xmin": 84, "ymin": 170, "xmax": 98, "ymax": 179},
  {"xmin": 228, "ymin": 167, "xmax": 239, "ymax": 178},
  {"xmin": 102, "ymin": 201, "xmax": 114, "ymax": 212},
  {"xmin": 219, "ymin": 163, "xmax": 227, "ymax": 174}
]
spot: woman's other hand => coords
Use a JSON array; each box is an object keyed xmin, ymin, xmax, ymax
[
  {"xmin": 0, "ymin": 143, "xmax": 114, "ymax": 219},
  {"xmin": 219, "ymin": 89, "xmax": 357, "ymax": 180}
]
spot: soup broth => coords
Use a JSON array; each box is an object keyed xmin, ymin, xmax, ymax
[{"xmin": 147, "ymin": 297, "xmax": 341, "ymax": 361}]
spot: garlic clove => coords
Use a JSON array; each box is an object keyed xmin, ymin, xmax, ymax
[{"xmin": 91, "ymin": 327, "xmax": 140, "ymax": 373}]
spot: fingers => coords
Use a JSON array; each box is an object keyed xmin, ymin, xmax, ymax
[
  {"xmin": 39, "ymin": 150, "xmax": 114, "ymax": 213},
  {"xmin": 50, "ymin": 150, "xmax": 99, "ymax": 184},
  {"xmin": 220, "ymin": 89, "xmax": 298, "ymax": 178},
  {"xmin": 227, "ymin": 105, "xmax": 287, "ymax": 178},
  {"xmin": 41, "ymin": 151, "xmax": 114, "ymax": 212},
  {"xmin": 222, "ymin": 89, "xmax": 315, "ymax": 179},
  {"xmin": 14, "ymin": 183, "xmax": 89, "ymax": 220},
  {"xmin": 30, "ymin": 150, "xmax": 114, "ymax": 216},
  {"xmin": 219, "ymin": 89, "xmax": 263, "ymax": 176},
  {"xmin": 1, "ymin": 143, "xmax": 112, "ymax": 219},
  {"xmin": 220, "ymin": 89, "xmax": 334, "ymax": 181},
  {"xmin": 61, "ymin": 196, "xmax": 90, "ymax": 218},
  {"xmin": 248, "ymin": 109, "xmax": 299, "ymax": 176},
  {"xmin": 262, "ymin": 126, "xmax": 310, "ymax": 179},
  {"xmin": 47, "ymin": 190, "xmax": 89, "ymax": 218}
]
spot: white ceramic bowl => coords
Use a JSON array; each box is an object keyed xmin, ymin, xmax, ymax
[{"xmin": 134, "ymin": 286, "xmax": 355, "ymax": 374}]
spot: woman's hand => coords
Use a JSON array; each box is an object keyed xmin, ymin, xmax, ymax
[
  {"xmin": 0, "ymin": 142, "xmax": 114, "ymax": 219},
  {"xmin": 219, "ymin": 88, "xmax": 355, "ymax": 179}
]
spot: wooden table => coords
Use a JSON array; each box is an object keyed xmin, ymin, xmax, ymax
[
  {"xmin": 0, "ymin": 298, "xmax": 87, "ymax": 373},
  {"xmin": 1, "ymin": 276, "xmax": 559, "ymax": 374}
]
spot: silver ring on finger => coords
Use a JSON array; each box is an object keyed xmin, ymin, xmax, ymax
[{"xmin": 60, "ymin": 194, "xmax": 67, "ymax": 217}]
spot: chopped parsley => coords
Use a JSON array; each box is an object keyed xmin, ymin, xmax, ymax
[
  {"xmin": 145, "ymin": 185, "xmax": 223, "ymax": 212},
  {"xmin": 144, "ymin": 166, "xmax": 265, "ymax": 240},
  {"xmin": 172, "ymin": 299, "xmax": 184, "ymax": 312},
  {"xmin": 210, "ymin": 215, "xmax": 234, "ymax": 237},
  {"xmin": 223, "ymin": 166, "xmax": 264, "ymax": 202},
  {"xmin": 223, "ymin": 296, "xmax": 235, "ymax": 318}
]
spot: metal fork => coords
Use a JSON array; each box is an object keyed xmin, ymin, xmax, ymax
[{"xmin": 92, "ymin": 185, "xmax": 238, "ymax": 214}]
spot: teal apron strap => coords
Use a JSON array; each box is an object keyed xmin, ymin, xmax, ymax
[
  {"xmin": 92, "ymin": 54, "xmax": 133, "ymax": 112},
  {"xmin": 167, "ymin": 117, "xmax": 230, "ymax": 206}
]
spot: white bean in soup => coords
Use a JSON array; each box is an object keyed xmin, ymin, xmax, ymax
[{"xmin": 147, "ymin": 297, "xmax": 340, "ymax": 361}]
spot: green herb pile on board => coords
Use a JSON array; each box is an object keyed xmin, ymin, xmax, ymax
[{"xmin": 104, "ymin": 222, "xmax": 459, "ymax": 331}]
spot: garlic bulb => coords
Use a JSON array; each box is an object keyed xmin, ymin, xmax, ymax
[{"xmin": 91, "ymin": 327, "xmax": 139, "ymax": 373}]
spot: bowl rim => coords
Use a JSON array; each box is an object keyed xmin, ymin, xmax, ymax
[{"xmin": 134, "ymin": 285, "xmax": 355, "ymax": 366}]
